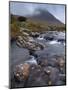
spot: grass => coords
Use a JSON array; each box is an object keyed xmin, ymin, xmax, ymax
[{"xmin": 10, "ymin": 14, "xmax": 65, "ymax": 40}]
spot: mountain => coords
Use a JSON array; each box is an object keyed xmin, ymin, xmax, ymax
[{"xmin": 27, "ymin": 9, "xmax": 64, "ymax": 25}]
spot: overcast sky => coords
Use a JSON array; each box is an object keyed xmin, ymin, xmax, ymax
[{"xmin": 10, "ymin": 2, "xmax": 65, "ymax": 24}]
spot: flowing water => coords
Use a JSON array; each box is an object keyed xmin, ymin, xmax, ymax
[
  {"xmin": 10, "ymin": 31, "xmax": 65, "ymax": 88},
  {"xmin": 10, "ymin": 31, "xmax": 65, "ymax": 70}
]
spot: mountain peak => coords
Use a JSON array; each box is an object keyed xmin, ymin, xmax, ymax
[{"xmin": 28, "ymin": 9, "xmax": 63, "ymax": 25}]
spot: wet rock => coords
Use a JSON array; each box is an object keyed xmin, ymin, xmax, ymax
[
  {"xmin": 20, "ymin": 27, "xmax": 30, "ymax": 33},
  {"xmin": 37, "ymin": 57, "xmax": 48, "ymax": 67},
  {"xmin": 55, "ymin": 56, "xmax": 65, "ymax": 72},
  {"xmin": 43, "ymin": 66, "xmax": 60, "ymax": 85},
  {"xmin": 27, "ymin": 65, "xmax": 49, "ymax": 87},
  {"xmin": 37, "ymin": 55, "xmax": 59, "ymax": 68},
  {"xmin": 29, "ymin": 50, "xmax": 38, "ymax": 58},
  {"xmin": 45, "ymin": 36, "xmax": 54, "ymax": 41},
  {"xmin": 44, "ymin": 32, "xmax": 54, "ymax": 41},
  {"xmin": 14, "ymin": 63, "xmax": 30, "ymax": 82},
  {"xmin": 58, "ymin": 58, "xmax": 65, "ymax": 67},
  {"xmin": 30, "ymin": 32, "xmax": 40, "ymax": 38},
  {"xmin": 59, "ymin": 73, "xmax": 66, "ymax": 81},
  {"xmin": 16, "ymin": 35, "xmax": 44, "ymax": 51},
  {"xmin": 47, "ymin": 57, "xmax": 58, "ymax": 67},
  {"xmin": 58, "ymin": 39, "xmax": 65, "ymax": 43}
]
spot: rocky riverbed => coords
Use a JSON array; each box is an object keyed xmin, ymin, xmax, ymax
[{"xmin": 10, "ymin": 30, "xmax": 66, "ymax": 88}]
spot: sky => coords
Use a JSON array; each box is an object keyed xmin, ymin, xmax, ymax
[{"xmin": 10, "ymin": 2, "xmax": 65, "ymax": 24}]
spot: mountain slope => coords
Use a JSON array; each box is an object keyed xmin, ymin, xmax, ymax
[{"xmin": 27, "ymin": 9, "xmax": 63, "ymax": 25}]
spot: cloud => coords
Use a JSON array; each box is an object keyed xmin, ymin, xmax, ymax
[{"xmin": 10, "ymin": 2, "xmax": 65, "ymax": 23}]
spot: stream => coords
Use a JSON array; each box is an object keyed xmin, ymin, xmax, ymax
[{"xmin": 10, "ymin": 31, "xmax": 66, "ymax": 88}]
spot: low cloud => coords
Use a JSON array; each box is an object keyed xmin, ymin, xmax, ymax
[{"xmin": 10, "ymin": 2, "xmax": 65, "ymax": 23}]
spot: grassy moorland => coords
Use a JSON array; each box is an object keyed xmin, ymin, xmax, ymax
[{"xmin": 10, "ymin": 15, "xmax": 65, "ymax": 40}]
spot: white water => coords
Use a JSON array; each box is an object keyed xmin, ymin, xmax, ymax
[
  {"xmin": 37, "ymin": 37, "xmax": 44, "ymax": 40},
  {"xmin": 55, "ymin": 32, "xmax": 65, "ymax": 40},
  {"xmin": 25, "ymin": 56, "xmax": 37, "ymax": 65},
  {"xmin": 49, "ymin": 40, "xmax": 61, "ymax": 45}
]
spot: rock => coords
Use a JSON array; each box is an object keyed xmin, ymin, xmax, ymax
[
  {"xmin": 30, "ymin": 32, "xmax": 40, "ymax": 38},
  {"xmin": 37, "ymin": 57, "xmax": 48, "ymax": 67},
  {"xmin": 17, "ymin": 36, "xmax": 23, "ymax": 41},
  {"xmin": 59, "ymin": 73, "xmax": 66, "ymax": 81},
  {"xmin": 26, "ymin": 65, "xmax": 49, "ymax": 87},
  {"xmin": 26, "ymin": 42, "xmax": 40, "ymax": 51},
  {"xmin": 16, "ymin": 35, "xmax": 44, "ymax": 51},
  {"xmin": 58, "ymin": 39, "xmax": 65, "ymax": 43},
  {"xmin": 56, "ymin": 56, "xmax": 65, "ymax": 68},
  {"xmin": 46, "ymin": 57, "xmax": 57, "ymax": 67},
  {"xmin": 14, "ymin": 63, "xmax": 30, "ymax": 82},
  {"xmin": 28, "ymin": 37, "xmax": 34, "ymax": 42},
  {"xmin": 44, "ymin": 32, "xmax": 54, "ymax": 41},
  {"xmin": 52, "ymin": 56, "xmax": 66, "ymax": 74},
  {"xmin": 37, "ymin": 55, "xmax": 59, "ymax": 68},
  {"xmin": 59, "ymin": 59, "xmax": 65, "ymax": 67},
  {"xmin": 43, "ymin": 66, "xmax": 60, "ymax": 85},
  {"xmin": 20, "ymin": 27, "xmax": 30, "ymax": 33},
  {"xmin": 22, "ymin": 32, "xmax": 29, "ymax": 36},
  {"xmin": 45, "ymin": 36, "xmax": 54, "ymax": 41}
]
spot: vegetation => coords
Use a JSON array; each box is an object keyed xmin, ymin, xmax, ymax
[
  {"xmin": 10, "ymin": 14, "xmax": 65, "ymax": 40},
  {"xmin": 18, "ymin": 16, "xmax": 27, "ymax": 22},
  {"xmin": 10, "ymin": 22, "xmax": 20, "ymax": 39}
]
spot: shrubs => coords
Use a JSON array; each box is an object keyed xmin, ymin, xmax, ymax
[
  {"xmin": 10, "ymin": 14, "xmax": 27, "ymax": 40},
  {"xmin": 10, "ymin": 14, "xmax": 65, "ymax": 40},
  {"xmin": 10, "ymin": 21, "xmax": 21, "ymax": 40},
  {"xmin": 11, "ymin": 15, "xmax": 17, "ymax": 24},
  {"xmin": 18, "ymin": 16, "xmax": 27, "ymax": 22}
]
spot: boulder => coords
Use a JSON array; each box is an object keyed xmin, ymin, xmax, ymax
[
  {"xmin": 43, "ymin": 66, "xmax": 60, "ymax": 85},
  {"xmin": 45, "ymin": 36, "xmax": 54, "ymax": 41},
  {"xmin": 44, "ymin": 31, "xmax": 54, "ymax": 41},
  {"xmin": 26, "ymin": 65, "xmax": 49, "ymax": 87},
  {"xmin": 47, "ymin": 57, "xmax": 58, "ymax": 67},
  {"xmin": 30, "ymin": 32, "xmax": 40, "ymax": 38},
  {"xmin": 16, "ymin": 35, "xmax": 44, "ymax": 51},
  {"xmin": 37, "ymin": 57, "xmax": 48, "ymax": 67},
  {"xmin": 56, "ymin": 56, "xmax": 65, "ymax": 68},
  {"xmin": 14, "ymin": 63, "xmax": 30, "ymax": 82}
]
